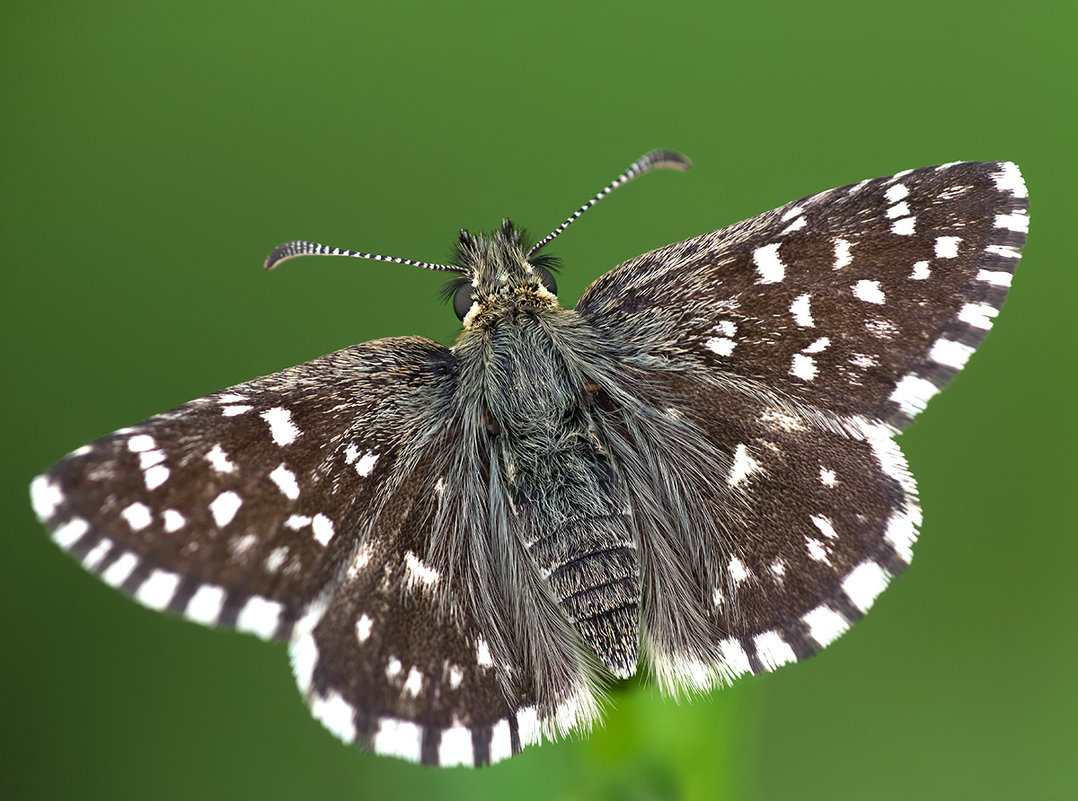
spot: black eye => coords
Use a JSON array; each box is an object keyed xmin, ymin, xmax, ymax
[
  {"xmin": 453, "ymin": 282, "xmax": 476, "ymax": 321},
  {"xmin": 537, "ymin": 267, "xmax": 557, "ymax": 295}
]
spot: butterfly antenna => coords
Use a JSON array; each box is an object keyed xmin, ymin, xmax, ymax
[
  {"xmin": 527, "ymin": 149, "xmax": 692, "ymax": 257},
  {"xmin": 264, "ymin": 240, "xmax": 467, "ymax": 274}
]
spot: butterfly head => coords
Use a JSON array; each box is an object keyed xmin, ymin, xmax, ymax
[{"xmin": 448, "ymin": 218, "xmax": 559, "ymax": 327}]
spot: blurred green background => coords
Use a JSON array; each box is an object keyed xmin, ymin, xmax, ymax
[{"xmin": 3, "ymin": 1, "xmax": 1075, "ymax": 799}]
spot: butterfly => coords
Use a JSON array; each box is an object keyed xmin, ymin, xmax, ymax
[{"xmin": 30, "ymin": 151, "xmax": 1028, "ymax": 767}]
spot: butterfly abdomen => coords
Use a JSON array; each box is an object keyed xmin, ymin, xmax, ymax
[{"xmin": 475, "ymin": 316, "xmax": 641, "ymax": 679}]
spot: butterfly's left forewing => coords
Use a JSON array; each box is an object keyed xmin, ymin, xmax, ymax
[
  {"xmin": 33, "ymin": 338, "xmax": 456, "ymax": 640},
  {"xmin": 576, "ymin": 161, "xmax": 1027, "ymax": 692},
  {"xmin": 579, "ymin": 162, "xmax": 1028, "ymax": 430}
]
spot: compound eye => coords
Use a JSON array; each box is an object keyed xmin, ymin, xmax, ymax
[
  {"xmin": 536, "ymin": 266, "xmax": 557, "ymax": 295},
  {"xmin": 453, "ymin": 282, "xmax": 476, "ymax": 321}
]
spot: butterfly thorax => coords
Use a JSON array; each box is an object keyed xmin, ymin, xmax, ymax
[{"xmin": 450, "ymin": 240, "xmax": 641, "ymax": 678}]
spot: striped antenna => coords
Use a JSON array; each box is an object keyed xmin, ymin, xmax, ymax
[
  {"xmin": 527, "ymin": 149, "xmax": 691, "ymax": 257},
  {"xmin": 264, "ymin": 240, "xmax": 466, "ymax": 274}
]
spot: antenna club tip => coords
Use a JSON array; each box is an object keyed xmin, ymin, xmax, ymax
[
  {"xmin": 649, "ymin": 149, "xmax": 692, "ymax": 172},
  {"xmin": 263, "ymin": 242, "xmax": 295, "ymax": 271}
]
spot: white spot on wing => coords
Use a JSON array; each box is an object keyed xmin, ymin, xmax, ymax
[
  {"xmin": 910, "ymin": 260, "xmax": 931, "ymax": 280},
  {"xmin": 269, "ymin": 463, "xmax": 301, "ymax": 500},
  {"xmin": 356, "ymin": 613, "xmax": 373, "ymax": 643},
  {"xmin": 135, "ymin": 569, "xmax": 181, "ymax": 610},
  {"xmin": 803, "ymin": 606, "xmax": 848, "ymax": 647},
  {"xmin": 885, "ymin": 508, "xmax": 920, "ymax": 563},
  {"xmin": 886, "ymin": 201, "xmax": 910, "ymax": 219},
  {"xmin": 138, "ymin": 450, "xmax": 165, "ymax": 469},
  {"xmin": 842, "ymin": 560, "xmax": 890, "ymax": 613},
  {"xmin": 752, "ymin": 243, "xmax": 785, "ymax": 283},
  {"xmin": 833, "ymin": 238, "xmax": 852, "ymax": 269},
  {"xmin": 221, "ymin": 405, "xmax": 252, "ymax": 416},
  {"xmin": 236, "ymin": 596, "xmax": 282, "ymax": 639},
  {"xmin": 83, "ymin": 538, "xmax": 113, "ymax": 570},
  {"xmin": 891, "ymin": 216, "xmax": 916, "ymax": 235},
  {"xmin": 402, "ymin": 667, "xmax": 424, "ymax": 698},
  {"xmin": 373, "ymin": 718, "xmax": 421, "ymax": 761},
  {"xmin": 311, "ymin": 514, "xmax": 335, "ymax": 546},
  {"xmin": 386, "ymin": 656, "xmax": 402, "ymax": 680},
  {"xmin": 143, "ymin": 464, "xmax": 169, "ymax": 490},
  {"xmin": 810, "ymin": 514, "xmax": 838, "ymax": 539},
  {"xmin": 727, "ymin": 443, "xmax": 761, "ymax": 487},
  {"xmin": 754, "ymin": 631, "xmax": 797, "ymax": 670},
  {"xmin": 934, "ymin": 235, "xmax": 961, "ymax": 258},
  {"xmin": 705, "ymin": 337, "xmax": 737, "ymax": 356},
  {"xmin": 265, "ymin": 546, "xmax": 289, "ymax": 573},
  {"xmin": 718, "ymin": 638, "xmax": 752, "ymax": 680},
  {"xmin": 126, "ymin": 434, "xmax": 156, "ymax": 453},
  {"xmin": 476, "ymin": 638, "xmax": 494, "ymax": 667},
  {"xmin": 312, "ymin": 692, "xmax": 357, "ymax": 743},
  {"xmin": 803, "ymin": 336, "xmax": 830, "ymax": 354},
  {"xmin": 991, "ymin": 162, "xmax": 1027, "ymax": 198},
  {"xmin": 929, "ymin": 338, "xmax": 975, "ymax": 370},
  {"xmin": 994, "ymin": 211, "xmax": 1029, "ymax": 233},
  {"xmin": 819, "ymin": 467, "xmax": 837, "ymax": 487},
  {"xmin": 780, "ymin": 204, "xmax": 804, "ymax": 221},
  {"xmin": 958, "ymin": 302, "xmax": 999, "ymax": 330},
  {"xmin": 439, "ymin": 726, "xmax": 474, "ymax": 767},
  {"xmin": 985, "ymin": 244, "xmax": 1021, "ymax": 259},
  {"xmin": 791, "ymin": 353, "xmax": 817, "ymax": 381},
  {"xmin": 289, "ymin": 605, "xmax": 322, "ymax": 694},
  {"xmin": 890, "ymin": 375, "xmax": 939, "ymax": 416},
  {"xmin": 805, "ymin": 536, "xmax": 830, "ymax": 563},
  {"xmin": 209, "ymin": 491, "xmax": 242, "ymax": 527},
  {"xmin": 285, "ymin": 514, "xmax": 312, "ymax": 530},
  {"xmin": 865, "ymin": 318, "xmax": 899, "ymax": 339},
  {"xmin": 790, "ymin": 293, "xmax": 814, "ymax": 327},
  {"xmin": 404, "ymin": 551, "xmax": 440, "ymax": 590},
  {"xmin": 261, "ymin": 407, "xmax": 299, "ymax": 446},
  {"xmin": 884, "ymin": 183, "xmax": 908, "ymax": 202},
  {"xmin": 51, "ymin": 518, "xmax": 89, "ymax": 549},
  {"xmin": 122, "ymin": 502, "xmax": 153, "ymax": 531},
  {"xmin": 205, "ymin": 444, "xmax": 235, "ymax": 473},
  {"xmin": 780, "ymin": 215, "xmax": 806, "ymax": 234},
  {"xmin": 728, "ymin": 557, "xmax": 749, "ymax": 583},
  {"xmin": 976, "ymin": 269, "xmax": 1013, "ymax": 287},
  {"xmin": 143, "ymin": 463, "xmax": 168, "ymax": 489},
  {"xmin": 490, "ymin": 720, "xmax": 513, "ymax": 763},
  {"xmin": 356, "ymin": 452, "xmax": 378, "ymax": 477},
  {"xmin": 30, "ymin": 475, "xmax": 64, "ymax": 521},
  {"xmin": 102, "ymin": 552, "xmax": 138, "ymax": 587},
  {"xmin": 448, "ymin": 663, "xmax": 464, "ymax": 689},
  {"xmin": 852, "ymin": 279, "xmax": 885, "ymax": 304}
]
